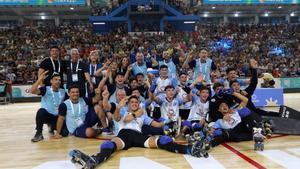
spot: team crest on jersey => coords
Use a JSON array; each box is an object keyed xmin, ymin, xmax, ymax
[{"xmin": 167, "ymin": 108, "xmax": 176, "ymax": 121}]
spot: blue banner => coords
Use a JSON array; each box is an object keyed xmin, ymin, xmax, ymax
[
  {"xmin": 0, "ymin": 0, "xmax": 85, "ymax": 6},
  {"xmin": 203, "ymin": 0, "xmax": 300, "ymax": 4},
  {"xmin": 252, "ymin": 88, "xmax": 284, "ymax": 107}
]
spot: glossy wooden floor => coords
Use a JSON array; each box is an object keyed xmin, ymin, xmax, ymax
[{"xmin": 1, "ymin": 94, "xmax": 300, "ymax": 169}]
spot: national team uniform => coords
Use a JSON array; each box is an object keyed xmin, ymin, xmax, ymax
[
  {"xmin": 211, "ymin": 107, "xmax": 261, "ymax": 143},
  {"xmin": 34, "ymin": 86, "xmax": 66, "ymax": 135},
  {"xmin": 58, "ymin": 97, "xmax": 99, "ymax": 137},
  {"xmin": 156, "ymin": 95, "xmax": 184, "ymax": 122},
  {"xmin": 177, "ymin": 85, "xmax": 192, "ymax": 119},
  {"xmin": 151, "ymin": 77, "xmax": 178, "ymax": 119},
  {"xmin": 117, "ymin": 109, "xmax": 153, "ymax": 150},
  {"xmin": 182, "ymin": 92, "xmax": 209, "ymax": 132},
  {"xmin": 152, "ymin": 77, "xmax": 178, "ymax": 97}
]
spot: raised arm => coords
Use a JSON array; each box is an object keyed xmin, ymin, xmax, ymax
[
  {"xmin": 232, "ymin": 91, "xmax": 248, "ymax": 108},
  {"xmin": 102, "ymin": 88, "xmax": 111, "ymax": 111},
  {"xmin": 182, "ymin": 52, "xmax": 193, "ymax": 69},
  {"xmin": 244, "ymin": 59, "xmax": 258, "ymax": 96},
  {"xmin": 31, "ymin": 70, "xmax": 49, "ymax": 95},
  {"xmin": 114, "ymin": 97, "xmax": 127, "ymax": 122}
]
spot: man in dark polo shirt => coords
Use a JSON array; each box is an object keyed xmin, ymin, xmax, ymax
[
  {"xmin": 38, "ymin": 45, "xmax": 65, "ymax": 87},
  {"xmin": 65, "ymin": 48, "xmax": 93, "ymax": 97}
]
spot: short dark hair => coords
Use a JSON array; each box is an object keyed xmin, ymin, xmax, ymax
[
  {"xmin": 50, "ymin": 45, "xmax": 59, "ymax": 50},
  {"xmin": 213, "ymin": 82, "xmax": 224, "ymax": 90},
  {"xmin": 131, "ymin": 87, "xmax": 140, "ymax": 93},
  {"xmin": 199, "ymin": 47, "xmax": 208, "ymax": 52},
  {"xmin": 159, "ymin": 65, "xmax": 168, "ymax": 70},
  {"xmin": 164, "ymin": 85, "xmax": 175, "ymax": 91},
  {"xmin": 68, "ymin": 85, "xmax": 79, "ymax": 92},
  {"xmin": 179, "ymin": 71, "xmax": 187, "ymax": 77},
  {"xmin": 51, "ymin": 72, "xmax": 60, "ymax": 79},
  {"xmin": 226, "ymin": 67, "xmax": 236, "ymax": 74},
  {"xmin": 116, "ymin": 71, "xmax": 125, "ymax": 77},
  {"xmin": 128, "ymin": 95, "xmax": 139, "ymax": 102},
  {"xmin": 218, "ymin": 99, "xmax": 230, "ymax": 108},
  {"xmin": 229, "ymin": 80, "xmax": 239, "ymax": 87},
  {"xmin": 129, "ymin": 77, "xmax": 137, "ymax": 83},
  {"xmin": 136, "ymin": 73, "xmax": 144, "ymax": 77},
  {"xmin": 199, "ymin": 86, "xmax": 210, "ymax": 92}
]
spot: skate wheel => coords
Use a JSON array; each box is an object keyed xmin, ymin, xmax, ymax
[
  {"xmin": 69, "ymin": 150, "xmax": 76, "ymax": 157},
  {"xmin": 203, "ymin": 153, "xmax": 209, "ymax": 158},
  {"xmin": 71, "ymin": 157, "xmax": 77, "ymax": 164},
  {"xmin": 261, "ymin": 144, "xmax": 264, "ymax": 151}
]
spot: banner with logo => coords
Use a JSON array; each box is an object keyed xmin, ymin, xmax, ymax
[
  {"xmin": 251, "ymin": 88, "xmax": 284, "ymax": 107},
  {"xmin": 12, "ymin": 85, "xmax": 39, "ymax": 98},
  {"xmin": 280, "ymin": 78, "xmax": 300, "ymax": 89}
]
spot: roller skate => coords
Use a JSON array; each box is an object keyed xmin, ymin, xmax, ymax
[
  {"xmin": 262, "ymin": 120, "xmax": 273, "ymax": 138},
  {"xmin": 253, "ymin": 128, "xmax": 265, "ymax": 151},
  {"xmin": 164, "ymin": 121, "xmax": 179, "ymax": 139},
  {"xmin": 187, "ymin": 131, "xmax": 209, "ymax": 158},
  {"xmin": 69, "ymin": 149, "xmax": 97, "ymax": 169},
  {"xmin": 191, "ymin": 132, "xmax": 209, "ymax": 158},
  {"xmin": 201, "ymin": 126, "xmax": 213, "ymax": 152}
]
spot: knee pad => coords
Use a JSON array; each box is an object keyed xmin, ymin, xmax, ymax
[
  {"xmin": 212, "ymin": 128, "xmax": 223, "ymax": 137},
  {"xmin": 158, "ymin": 135, "xmax": 173, "ymax": 146},
  {"xmin": 100, "ymin": 141, "xmax": 116, "ymax": 150},
  {"xmin": 192, "ymin": 123, "xmax": 202, "ymax": 131},
  {"xmin": 238, "ymin": 107, "xmax": 251, "ymax": 118}
]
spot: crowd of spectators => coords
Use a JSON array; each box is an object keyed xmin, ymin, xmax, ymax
[{"xmin": 0, "ymin": 23, "xmax": 299, "ymax": 85}]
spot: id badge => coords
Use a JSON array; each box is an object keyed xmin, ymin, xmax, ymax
[
  {"xmin": 75, "ymin": 117, "xmax": 84, "ymax": 127},
  {"xmin": 91, "ymin": 77, "xmax": 96, "ymax": 84},
  {"xmin": 54, "ymin": 106, "xmax": 59, "ymax": 114},
  {"xmin": 72, "ymin": 74, "xmax": 78, "ymax": 82}
]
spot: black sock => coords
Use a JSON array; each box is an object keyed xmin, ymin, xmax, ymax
[
  {"xmin": 157, "ymin": 141, "xmax": 189, "ymax": 154},
  {"xmin": 92, "ymin": 143, "xmax": 116, "ymax": 164}
]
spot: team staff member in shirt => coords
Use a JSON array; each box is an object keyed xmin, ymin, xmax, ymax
[
  {"xmin": 38, "ymin": 46, "xmax": 64, "ymax": 87},
  {"xmin": 65, "ymin": 48, "xmax": 94, "ymax": 97}
]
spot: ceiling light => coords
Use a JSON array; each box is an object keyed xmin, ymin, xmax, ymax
[{"xmin": 264, "ymin": 13, "xmax": 269, "ymax": 17}]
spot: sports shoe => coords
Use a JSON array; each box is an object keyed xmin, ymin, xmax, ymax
[
  {"xmin": 69, "ymin": 149, "xmax": 97, "ymax": 169},
  {"xmin": 31, "ymin": 133, "xmax": 44, "ymax": 142},
  {"xmin": 102, "ymin": 127, "xmax": 113, "ymax": 135},
  {"xmin": 253, "ymin": 128, "xmax": 265, "ymax": 151}
]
